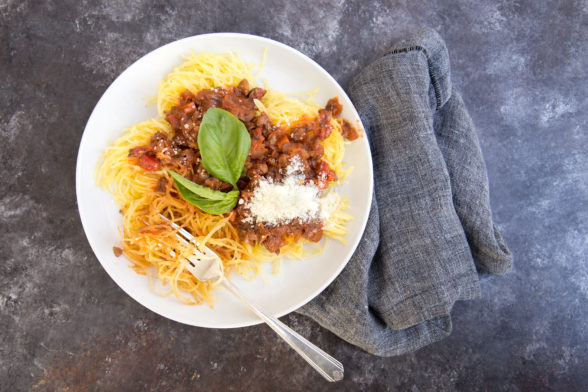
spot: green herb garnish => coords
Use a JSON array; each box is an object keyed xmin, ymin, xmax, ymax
[
  {"xmin": 167, "ymin": 108, "xmax": 250, "ymax": 215},
  {"xmin": 197, "ymin": 107, "xmax": 251, "ymax": 189},
  {"xmin": 167, "ymin": 169, "xmax": 239, "ymax": 215}
]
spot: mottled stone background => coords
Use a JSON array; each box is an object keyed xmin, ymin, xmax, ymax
[{"xmin": 1, "ymin": 0, "xmax": 587, "ymax": 391}]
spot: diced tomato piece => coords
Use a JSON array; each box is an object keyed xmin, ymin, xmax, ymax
[{"xmin": 138, "ymin": 154, "xmax": 160, "ymax": 171}]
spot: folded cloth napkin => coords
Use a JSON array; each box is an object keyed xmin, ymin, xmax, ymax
[{"xmin": 297, "ymin": 28, "xmax": 513, "ymax": 356}]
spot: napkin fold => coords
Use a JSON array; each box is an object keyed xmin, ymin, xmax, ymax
[{"xmin": 297, "ymin": 28, "xmax": 513, "ymax": 356}]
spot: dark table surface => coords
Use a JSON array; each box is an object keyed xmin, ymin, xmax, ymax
[{"xmin": 1, "ymin": 1, "xmax": 587, "ymax": 391}]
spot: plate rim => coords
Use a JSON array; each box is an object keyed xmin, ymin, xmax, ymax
[{"xmin": 75, "ymin": 32, "xmax": 373, "ymax": 328}]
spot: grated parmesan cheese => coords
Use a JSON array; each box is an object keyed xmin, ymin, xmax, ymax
[
  {"xmin": 319, "ymin": 192, "xmax": 341, "ymax": 221},
  {"xmin": 244, "ymin": 157, "xmax": 337, "ymax": 226},
  {"xmin": 284, "ymin": 155, "xmax": 305, "ymax": 176}
]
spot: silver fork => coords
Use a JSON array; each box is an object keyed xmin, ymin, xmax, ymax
[{"xmin": 159, "ymin": 214, "xmax": 344, "ymax": 382}]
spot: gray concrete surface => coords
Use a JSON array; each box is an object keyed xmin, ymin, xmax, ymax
[{"xmin": 1, "ymin": 0, "xmax": 587, "ymax": 391}]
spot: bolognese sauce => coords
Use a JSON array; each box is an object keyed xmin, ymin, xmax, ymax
[{"xmin": 128, "ymin": 79, "xmax": 360, "ymax": 254}]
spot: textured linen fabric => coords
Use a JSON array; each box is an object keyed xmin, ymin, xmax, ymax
[{"xmin": 297, "ymin": 28, "xmax": 513, "ymax": 356}]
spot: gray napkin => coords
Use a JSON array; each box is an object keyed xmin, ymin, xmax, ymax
[{"xmin": 297, "ymin": 28, "xmax": 513, "ymax": 356}]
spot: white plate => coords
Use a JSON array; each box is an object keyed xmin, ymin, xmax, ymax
[{"xmin": 76, "ymin": 33, "xmax": 373, "ymax": 328}]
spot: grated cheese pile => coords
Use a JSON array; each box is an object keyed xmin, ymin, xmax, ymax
[{"xmin": 244, "ymin": 156, "xmax": 339, "ymax": 225}]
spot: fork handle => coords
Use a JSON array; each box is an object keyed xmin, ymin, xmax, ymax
[{"xmin": 221, "ymin": 279, "xmax": 344, "ymax": 382}]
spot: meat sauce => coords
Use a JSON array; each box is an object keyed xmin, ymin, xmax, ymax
[{"xmin": 129, "ymin": 79, "xmax": 359, "ymax": 253}]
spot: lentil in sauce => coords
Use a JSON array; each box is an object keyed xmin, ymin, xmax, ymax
[{"xmin": 128, "ymin": 80, "xmax": 359, "ymax": 253}]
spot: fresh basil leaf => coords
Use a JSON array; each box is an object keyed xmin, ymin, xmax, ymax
[
  {"xmin": 197, "ymin": 107, "xmax": 251, "ymax": 189},
  {"xmin": 168, "ymin": 170, "xmax": 234, "ymax": 201},
  {"xmin": 174, "ymin": 181, "xmax": 238, "ymax": 215},
  {"xmin": 168, "ymin": 170, "xmax": 239, "ymax": 215}
]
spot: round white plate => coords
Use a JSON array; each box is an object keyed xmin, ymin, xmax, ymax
[{"xmin": 76, "ymin": 33, "xmax": 373, "ymax": 328}]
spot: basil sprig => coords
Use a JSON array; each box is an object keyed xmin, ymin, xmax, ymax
[
  {"xmin": 167, "ymin": 108, "xmax": 251, "ymax": 215},
  {"xmin": 168, "ymin": 170, "xmax": 239, "ymax": 215},
  {"xmin": 197, "ymin": 107, "xmax": 251, "ymax": 189}
]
